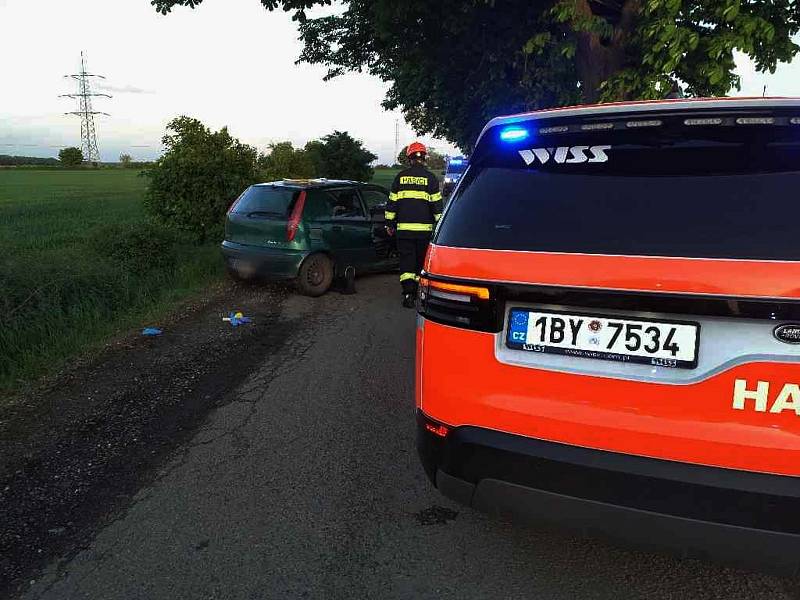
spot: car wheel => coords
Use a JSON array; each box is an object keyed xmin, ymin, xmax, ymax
[{"xmin": 296, "ymin": 253, "xmax": 334, "ymax": 297}]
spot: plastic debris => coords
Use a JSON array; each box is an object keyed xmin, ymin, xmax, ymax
[
  {"xmin": 223, "ymin": 311, "xmax": 253, "ymax": 327},
  {"xmin": 141, "ymin": 327, "xmax": 163, "ymax": 336},
  {"xmin": 342, "ymin": 266, "xmax": 356, "ymax": 295}
]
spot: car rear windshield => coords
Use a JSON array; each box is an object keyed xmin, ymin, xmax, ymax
[
  {"xmin": 232, "ymin": 186, "xmax": 300, "ymax": 218},
  {"xmin": 436, "ymin": 126, "xmax": 800, "ymax": 260}
]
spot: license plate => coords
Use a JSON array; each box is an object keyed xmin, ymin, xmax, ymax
[{"xmin": 506, "ymin": 308, "xmax": 700, "ymax": 369}]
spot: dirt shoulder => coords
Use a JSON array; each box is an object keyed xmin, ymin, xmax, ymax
[{"xmin": 0, "ymin": 280, "xmax": 292, "ymax": 598}]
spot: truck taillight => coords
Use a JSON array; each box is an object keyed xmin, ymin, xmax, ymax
[
  {"xmin": 286, "ymin": 190, "xmax": 307, "ymax": 242},
  {"xmin": 417, "ymin": 276, "xmax": 500, "ymax": 332}
]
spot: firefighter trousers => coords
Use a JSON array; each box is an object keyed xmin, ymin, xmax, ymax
[{"xmin": 398, "ymin": 236, "xmax": 431, "ymax": 295}]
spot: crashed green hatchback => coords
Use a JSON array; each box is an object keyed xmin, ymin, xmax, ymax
[{"xmin": 222, "ymin": 179, "xmax": 398, "ymax": 296}]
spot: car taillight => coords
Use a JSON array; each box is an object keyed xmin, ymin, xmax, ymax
[
  {"xmin": 417, "ymin": 276, "xmax": 500, "ymax": 332},
  {"xmin": 286, "ymin": 190, "xmax": 307, "ymax": 242}
]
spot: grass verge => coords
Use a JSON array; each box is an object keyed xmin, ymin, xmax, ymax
[{"xmin": 0, "ymin": 169, "xmax": 224, "ymax": 395}]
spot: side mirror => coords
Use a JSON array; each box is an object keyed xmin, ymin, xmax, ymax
[{"xmin": 370, "ymin": 203, "xmax": 386, "ymax": 219}]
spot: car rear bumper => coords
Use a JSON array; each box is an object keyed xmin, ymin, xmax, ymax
[
  {"xmin": 220, "ymin": 240, "xmax": 309, "ymax": 280},
  {"xmin": 417, "ymin": 410, "xmax": 800, "ymax": 575}
]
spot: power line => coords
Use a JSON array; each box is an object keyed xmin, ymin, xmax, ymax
[{"xmin": 60, "ymin": 51, "xmax": 111, "ymax": 163}]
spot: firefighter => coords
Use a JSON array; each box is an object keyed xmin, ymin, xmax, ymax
[{"xmin": 385, "ymin": 142, "xmax": 443, "ymax": 308}]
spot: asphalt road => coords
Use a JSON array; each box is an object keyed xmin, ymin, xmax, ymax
[{"xmin": 20, "ymin": 275, "xmax": 795, "ymax": 599}]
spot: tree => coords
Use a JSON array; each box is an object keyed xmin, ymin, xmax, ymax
[
  {"xmin": 305, "ymin": 131, "xmax": 377, "ymax": 181},
  {"xmin": 396, "ymin": 148, "xmax": 408, "ymax": 168},
  {"xmin": 143, "ymin": 116, "xmax": 259, "ymax": 242},
  {"xmin": 303, "ymin": 139, "xmax": 326, "ymax": 177},
  {"xmin": 552, "ymin": 0, "xmax": 800, "ymax": 104},
  {"xmin": 0, "ymin": 155, "xmax": 59, "ymax": 166},
  {"xmin": 258, "ymin": 141, "xmax": 315, "ymax": 181},
  {"xmin": 119, "ymin": 153, "xmax": 133, "ymax": 167},
  {"xmin": 151, "ymin": 1, "xmax": 800, "ymax": 151},
  {"xmin": 58, "ymin": 147, "xmax": 83, "ymax": 166},
  {"xmin": 426, "ymin": 151, "xmax": 446, "ymax": 172}
]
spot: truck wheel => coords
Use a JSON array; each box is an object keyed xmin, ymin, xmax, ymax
[{"xmin": 296, "ymin": 253, "xmax": 334, "ymax": 297}]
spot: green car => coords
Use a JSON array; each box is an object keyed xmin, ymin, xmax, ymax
[{"xmin": 222, "ymin": 179, "xmax": 398, "ymax": 296}]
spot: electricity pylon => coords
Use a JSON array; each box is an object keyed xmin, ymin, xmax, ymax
[
  {"xmin": 394, "ymin": 118, "xmax": 400, "ymax": 163},
  {"xmin": 60, "ymin": 52, "xmax": 111, "ymax": 163}
]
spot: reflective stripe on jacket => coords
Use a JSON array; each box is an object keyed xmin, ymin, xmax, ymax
[{"xmin": 385, "ymin": 164, "xmax": 442, "ymax": 237}]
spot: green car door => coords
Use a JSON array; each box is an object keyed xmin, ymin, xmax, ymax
[
  {"xmin": 303, "ymin": 188, "xmax": 374, "ymax": 271},
  {"xmin": 359, "ymin": 185, "xmax": 398, "ymax": 272}
]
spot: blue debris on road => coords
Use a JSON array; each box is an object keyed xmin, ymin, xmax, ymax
[{"xmin": 223, "ymin": 312, "xmax": 253, "ymax": 327}]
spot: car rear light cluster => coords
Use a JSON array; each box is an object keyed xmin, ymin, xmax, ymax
[
  {"xmin": 286, "ymin": 190, "xmax": 307, "ymax": 242},
  {"xmin": 417, "ymin": 276, "xmax": 500, "ymax": 332}
]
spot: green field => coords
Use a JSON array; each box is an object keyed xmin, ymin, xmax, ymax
[
  {"xmin": 2, "ymin": 169, "xmax": 146, "ymax": 246},
  {"xmin": 371, "ymin": 168, "xmax": 401, "ymax": 189},
  {"xmin": 0, "ymin": 169, "xmax": 224, "ymax": 394}
]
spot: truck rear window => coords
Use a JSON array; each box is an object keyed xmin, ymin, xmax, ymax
[
  {"xmin": 436, "ymin": 128, "xmax": 800, "ymax": 260},
  {"xmin": 232, "ymin": 186, "xmax": 299, "ymax": 217}
]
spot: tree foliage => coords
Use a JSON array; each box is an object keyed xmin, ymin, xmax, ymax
[
  {"xmin": 58, "ymin": 147, "xmax": 84, "ymax": 166},
  {"xmin": 259, "ymin": 141, "xmax": 315, "ymax": 181},
  {"xmin": 552, "ymin": 0, "xmax": 800, "ymax": 103},
  {"xmin": 143, "ymin": 116, "xmax": 259, "ymax": 242},
  {"xmin": 257, "ymin": 134, "xmax": 377, "ymax": 182},
  {"xmin": 119, "ymin": 153, "xmax": 133, "ymax": 167},
  {"xmin": 152, "ymin": 0, "xmax": 800, "ymax": 150},
  {"xmin": 0, "ymin": 155, "xmax": 59, "ymax": 166},
  {"xmin": 303, "ymin": 139, "xmax": 326, "ymax": 178},
  {"xmin": 305, "ymin": 131, "xmax": 377, "ymax": 181}
]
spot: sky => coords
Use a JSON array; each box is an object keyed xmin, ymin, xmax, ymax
[{"xmin": 1, "ymin": 0, "xmax": 799, "ymax": 164}]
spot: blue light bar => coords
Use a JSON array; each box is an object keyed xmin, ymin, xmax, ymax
[{"xmin": 499, "ymin": 126, "xmax": 529, "ymax": 142}]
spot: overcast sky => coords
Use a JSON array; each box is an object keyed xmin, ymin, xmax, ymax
[{"xmin": 1, "ymin": 0, "xmax": 799, "ymax": 163}]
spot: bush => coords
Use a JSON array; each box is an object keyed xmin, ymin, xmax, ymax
[
  {"xmin": 59, "ymin": 147, "xmax": 84, "ymax": 166},
  {"xmin": 143, "ymin": 116, "xmax": 259, "ymax": 242},
  {"xmin": 89, "ymin": 222, "xmax": 177, "ymax": 274}
]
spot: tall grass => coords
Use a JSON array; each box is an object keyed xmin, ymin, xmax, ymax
[{"xmin": 0, "ymin": 170, "xmax": 224, "ymax": 394}]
